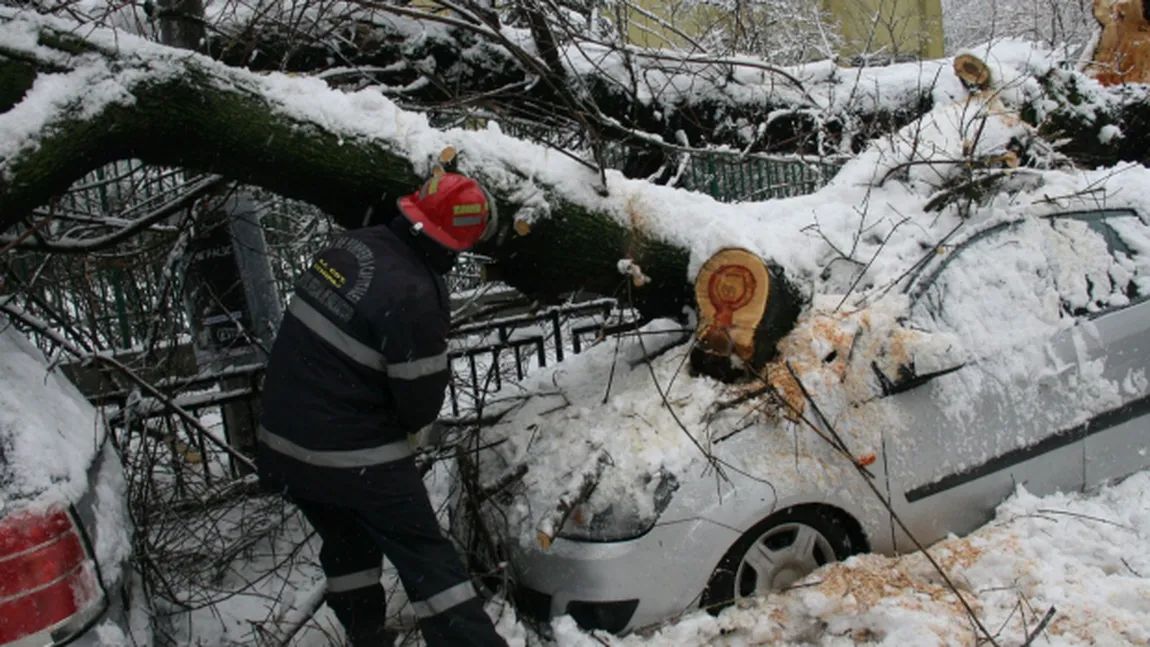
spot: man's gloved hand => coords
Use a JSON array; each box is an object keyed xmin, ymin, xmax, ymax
[{"xmin": 408, "ymin": 420, "xmax": 448, "ymax": 450}]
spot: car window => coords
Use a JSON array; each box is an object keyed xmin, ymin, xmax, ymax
[
  {"xmin": 1085, "ymin": 212, "xmax": 1150, "ymax": 303},
  {"xmin": 907, "ymin": 209, "xmax": 1150, "ymax": 342}
]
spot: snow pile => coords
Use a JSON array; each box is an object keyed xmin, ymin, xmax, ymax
[
  {"xmin": 0, "ymin": 317, "xmax": 107, "ymax": 507},
  {"xmin": 571, "ymin": 471, "xmax": 1150, "ymax": 647},
  {"xmin": 473, "ymin": 319, "xmax": 703, "ymax": 547}
]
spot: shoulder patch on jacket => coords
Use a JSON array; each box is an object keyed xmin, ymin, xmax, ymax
[{"xmin": 328, "ymin": 236, "xmax": 376, "ymax": 304}]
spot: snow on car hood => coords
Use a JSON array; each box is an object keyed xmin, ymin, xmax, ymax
[
  {"xmin": 475, "ymin": 299, "xmax": 925, "ymax": 548},
  {"xmin": 0, "ymin": 317, "xmax": 107, "ymax": 509},
  {"xmin": 475, "ymin": 319, "xmax": 713, "ymax": 544}
]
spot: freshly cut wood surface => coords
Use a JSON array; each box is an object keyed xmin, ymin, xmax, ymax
[
  {"xmin": 692, "ymin": 248, "xmax": 802, "ymax": 380},
  {"xmin": 1090, "ymin": 0, "xmax": 1150, "ymax": 85},
  {"xmin": 954, "ymin": 54, "xmax": 992, "ymax": 90}
]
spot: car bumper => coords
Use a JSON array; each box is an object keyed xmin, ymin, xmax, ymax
[
  {"xmin": 69, "ymin": 591, "xmax": 131, "ymax": 646},
  {"xmin": 506, "ymin": 518, "xmax": 740, "ymax": 634},
  {"xmin": 8, "ymin": 579, "xmax": 134, "ymax": 647}
]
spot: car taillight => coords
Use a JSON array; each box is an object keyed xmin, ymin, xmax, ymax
[{"xmin": 0, "ymin": 507, "xmax": 104, "ymax": 646}]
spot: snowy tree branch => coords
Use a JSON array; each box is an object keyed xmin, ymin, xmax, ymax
[
  {"xmin": 0, "ymin": 10, "xmax": 694, "ymax": 318},
  {"xmin": 205, "ymin": 3, "xmax": 943, "ymax": 164}
]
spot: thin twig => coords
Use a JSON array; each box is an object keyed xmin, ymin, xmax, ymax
[{"xmin": 1021, "ymin": 607, "xmax": 1057, "ymax": 647}]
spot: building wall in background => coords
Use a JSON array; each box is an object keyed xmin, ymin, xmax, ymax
[
  {"xmin": 415, "ymin": 1, "xmax": 944, "ymax": 63},
  {"xmin": 823, "ymin": 0, "xmax": 945, "ymax": 61},
  {"xmin": 616, "ymin": 0, "xmax": 944, "ymax": 62}
]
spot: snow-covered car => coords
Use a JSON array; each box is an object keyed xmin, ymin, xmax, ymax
[
  {"xmin": 0, "ymin": 320, "xmax": 144, "ymax": 646},
  {"xmin": 453, "ymin": 174, "xmax": 1150, "ymax": 633}
]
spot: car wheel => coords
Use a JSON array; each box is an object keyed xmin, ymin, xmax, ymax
[{"xmin": 700, "ymin": 506, "xmax": 855, "ymax": 612}]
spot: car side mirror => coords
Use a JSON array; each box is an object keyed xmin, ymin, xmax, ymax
[{"xmin": 871, "ymin": 360, "xmax": 965, "ymax": 397}]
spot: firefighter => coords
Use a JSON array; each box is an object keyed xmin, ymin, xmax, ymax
[{"xmin": 257, "ymin": 172, "xmax": 508, "ymax": 647}]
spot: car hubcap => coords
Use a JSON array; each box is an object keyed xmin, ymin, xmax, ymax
[{"xmin": 735, "ymin": 522, "xmax": 836, "ymax": 597}]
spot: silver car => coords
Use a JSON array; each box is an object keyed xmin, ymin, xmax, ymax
[
  {"xmin": 0, "ymin": 322, "xmax": 146, "ymax": 647},
  {"xmin": 452, "ymin": 205, "xmax": 1150, "ymax": 635}
]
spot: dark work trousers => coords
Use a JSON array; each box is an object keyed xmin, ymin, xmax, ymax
[{"xmin": 292, "ymin": 459, "xmax": 508, "ymax": 647}]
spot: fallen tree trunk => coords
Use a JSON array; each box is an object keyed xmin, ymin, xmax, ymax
[
  {"xmin": 4, "ymin": 11, "xmax": 1150, "ymax": 369},
  {"xmin": 0, "ymin": 12, "xmax": 700, "ymax": 317},
  {"xmin": 948, "ymin": 44, "xmax": 1150, "ymax": 171},
  {"xmin": 205, "ymin": 10, "xmax": 937, "ymax": 164}
]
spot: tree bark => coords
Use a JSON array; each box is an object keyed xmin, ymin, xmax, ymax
[
  {"xmin": 0, "ymin": 15, "xmax": 696, "ymax": 321},
  {"xmin": 205, "ymin": 11, "xmax": 935, "ymax": 163}
]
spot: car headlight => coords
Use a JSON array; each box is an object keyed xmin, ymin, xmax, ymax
[{"xmin": 557, "ymin": 471, "xmax": 679, "ymax": 542}]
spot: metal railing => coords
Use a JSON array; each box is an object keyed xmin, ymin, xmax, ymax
[
  {"xmin": 491, "ymin": 119, "xmax": 844, "ymax": 204},
  {"xmin": 75, "ymin": 297, "xmax": 638, "ymax": 423},
  {"xmin": 444, "ymin": 298, "xmax": 628, "ymax": 416}
]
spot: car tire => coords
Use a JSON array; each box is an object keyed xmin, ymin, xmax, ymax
[{"xmin": 700, "ymin": 506, "xmax": 856, "ymax": 613}]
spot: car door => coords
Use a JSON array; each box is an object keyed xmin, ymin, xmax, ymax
[
  {"xmin": 1061, "ymin": 210, "xmax": 1150, "ymax": 487},
  {"xmin": 881, "ymin": 212, "xmax": 1142, "ymax": 549}
]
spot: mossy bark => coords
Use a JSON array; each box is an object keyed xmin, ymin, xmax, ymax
[
  {"xmin": 480, "ymin": 203, "xmax": 692, "ymax": 317},
  {"xmin": 208, "ymin": 20, "xmax": 935, "ymax": 165}
]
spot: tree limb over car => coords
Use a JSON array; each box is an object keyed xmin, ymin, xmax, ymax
[{"xmin": 1, "ymin": 5, "xmax": 1150, "ymax": 380}]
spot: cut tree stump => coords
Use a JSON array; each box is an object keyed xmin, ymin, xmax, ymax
[
  {"xmin": 1090, "ymin": 0, "xmax": 1150, "ymax": 85},
  {"xmin": 690, "ymin": 248, "xmax": 803, "ymax": 381},
  {"xmin": 954, "ymin": 54, "xmax": 993, "ymax": 91}
]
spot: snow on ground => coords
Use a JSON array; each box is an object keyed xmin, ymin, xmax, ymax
[{"xmin": 192, "ymin": 467, "xmax": 1150, "ymax": 647}]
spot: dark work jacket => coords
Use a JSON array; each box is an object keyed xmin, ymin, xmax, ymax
[{"xmin": 258, "ymin": 220, "xmax": 452, "ymax": 506}]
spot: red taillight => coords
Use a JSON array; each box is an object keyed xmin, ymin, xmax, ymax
[{"xmin": 0, "ymin": 508, "xmax": 102, "ymax": 645}]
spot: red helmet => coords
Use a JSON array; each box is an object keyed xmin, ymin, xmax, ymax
[{"xmin": 397, "ymin": 172, "xmax": 496, "ymax": 251}]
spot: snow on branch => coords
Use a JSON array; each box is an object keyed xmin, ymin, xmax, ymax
[
  {"xmin": 0, "ymin": 8, "xmax": 696, "ymax": 318},
  {"xmin": 3, "ymin": 8, "xmax": 1150, "ymax": 326},
  {"xmin": 202, "ymin": 1, "xmax": 959, "ymax": 162}
]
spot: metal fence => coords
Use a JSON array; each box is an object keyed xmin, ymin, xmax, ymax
[
  {"xmin": 675, "ymin": 153, "xmax": 841, "ymax": 202},
  {"xmin": 4, "ymin": 161, "xmax": 192, "ymax": 349},
  {"xmin": 76, "ymin": 297, "xmax": 638, "ymax": 423},
  {"xmin": 491, "ymin": 119, "xmax": 844, "ymax": 204},
  {"xmin": 444, "ymin": 297, "xmax": 628, "ymax": 416},
  {"xmin": 595, "ymin": 142, "xmax": 842, "ymax": 203}
]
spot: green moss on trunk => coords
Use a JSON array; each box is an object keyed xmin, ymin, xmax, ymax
[{"xmin": 0, "ymin": 36, "xmax": 699, "ymax": 320}]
